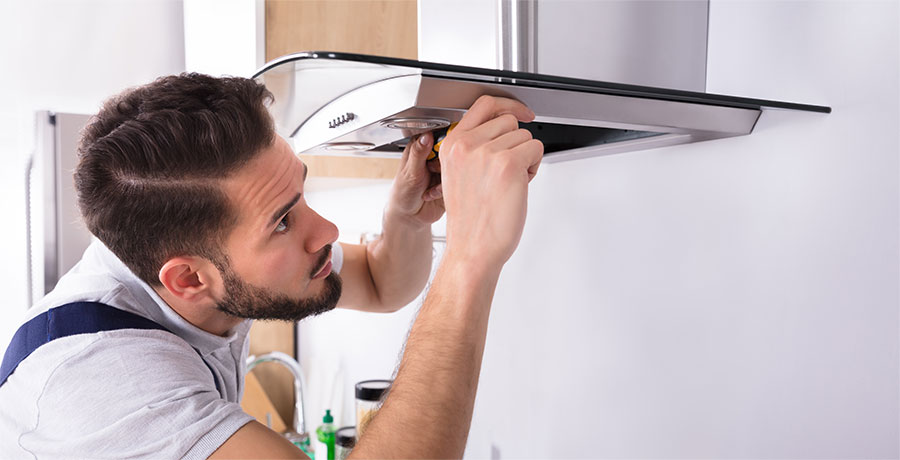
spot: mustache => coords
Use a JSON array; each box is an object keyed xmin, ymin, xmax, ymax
[{"xmin": 310, "ymin": 244, "xmax": 332, "ymax": 278}]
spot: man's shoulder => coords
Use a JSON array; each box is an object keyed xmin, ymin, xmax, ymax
[
  {"xmin": 27, "ymin": 249, "xmax": 155, "ymax": 326},
  {"xmin": 0, "ymin": 328, "xmax": 250, "ymax": 459},
  {"xmin": 7, "ymin": 327, "xmax": 202, "ymax": 392},
  {"xmin": 42, "ymin": 328, "xmax": 210, "ymax": 394},
  {"xmin": 0, "ymin": 328, "xmax": 218, "ymax": 434}
]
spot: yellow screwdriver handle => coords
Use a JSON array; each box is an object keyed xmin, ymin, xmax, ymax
[{"xmin": 426, "ymin": 122, "xmax": 458, "ymax": 161}]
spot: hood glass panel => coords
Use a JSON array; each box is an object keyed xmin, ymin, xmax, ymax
[{"xmin": 255, "ymin": 52, "xmax": 831, "ymax": 116}]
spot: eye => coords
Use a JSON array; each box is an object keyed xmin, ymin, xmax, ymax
[{"xmin": 275, "ymin": 214, "xmax": 290, "ymax": 233}]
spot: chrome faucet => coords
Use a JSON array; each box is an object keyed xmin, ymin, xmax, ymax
[{"xmin": 246, "ymin": 351, "xmax": 308, "ymax": 446}]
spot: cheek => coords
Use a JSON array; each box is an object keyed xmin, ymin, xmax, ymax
[
  {"xmin": 260, "ymin": 242, "xmax": 318, "ymax": 291},
  {"xmin": 263, "ymin": 249, "xmax": 301, "ymax": 281}
]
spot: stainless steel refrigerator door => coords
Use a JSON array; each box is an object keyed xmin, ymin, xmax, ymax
[{"xmin": 28, "ymin": 111, "xmax": 93, "ymax": 304}]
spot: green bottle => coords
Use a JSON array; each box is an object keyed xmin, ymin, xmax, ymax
[{"xmin": 315, "ymin": 410, "xmax": 336, "ymax": 460}]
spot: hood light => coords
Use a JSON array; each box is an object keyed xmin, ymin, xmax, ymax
[
  {"xmin": 323, "ymin": 142, "xmax": 376, "ymax": 151},
  {"xmin": 381, "ymin": 117, "xmax": 450, "ymax": 130}
]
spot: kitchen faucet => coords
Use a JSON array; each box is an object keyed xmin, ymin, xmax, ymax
[{"xmin": 246, "ymin": 351, "xmax": 309, "ymax": 447}]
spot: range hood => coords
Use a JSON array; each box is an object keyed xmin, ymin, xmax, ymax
[{"xmin": 253, "ymin": 51, "xmax": 830, "ymax": 163}]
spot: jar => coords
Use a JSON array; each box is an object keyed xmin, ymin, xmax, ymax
[
  {"xmin": 355, "ymin": 379, "xmax": 392, "ymax": 437},
  {"xmin": 335, "ymin": 426, "xmax": 356, "ymax": 460}
]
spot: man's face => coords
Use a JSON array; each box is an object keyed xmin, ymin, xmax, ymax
[{"xmin": 217, "ymin": 134, "xmax": 342, "ymax": 321}]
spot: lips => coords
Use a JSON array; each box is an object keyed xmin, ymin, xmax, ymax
[
  {"xmin": 310, "ymin": 245, "xmax": 333, "ymax": 279},
  {"xmin": 312, "ymin": 261, "xmax": 332, "ymax": 280}
]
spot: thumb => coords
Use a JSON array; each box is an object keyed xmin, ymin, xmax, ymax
[{"xmin": 407, "ymin": 132, "xmax": 434, "ymax": 164}]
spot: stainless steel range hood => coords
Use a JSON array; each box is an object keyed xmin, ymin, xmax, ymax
[{"xmin": 253, "ymin": 52, "xmax": 830, "ymax": 163}]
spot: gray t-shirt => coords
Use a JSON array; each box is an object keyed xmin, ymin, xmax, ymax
[{"xmin": 0, "ymin": 239, "xmax": 343, "ymax": 459}]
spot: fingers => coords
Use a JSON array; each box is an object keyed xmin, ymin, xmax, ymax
[
  {"xmin": 463, "ymin": 113, "xmax": 521, "ymax": 147},
  {"xmin": 440, "ymin": 95, "xmax": 544, "ymax": 183},
  {"xmin": 423, "ymin": 183, "xmax": 443, "ymax": 201},
  {"xmin": 492, "ymin": 129, "xmax": 544, "ymax": 182},
  {"xmin": 464, "ymin": 120, "xmax": 542, "ymax": 179},
  {"xmin": 426, "ymin": 158, "xmax": 441, "ymax": 174},
  {"xmin": 402, "ymin": 132, "xmax": 433, "ymax": 165},
  {"xmin": 455, "ymin": 95, "xmax": 535, "ymax": 132},
  {"xmin": 509, "ymin": 138, "xmax": 544, "ymax": 181},
  {"xmin": 487, "ymin": 127, "xmax": 533, "ymax": 152}
]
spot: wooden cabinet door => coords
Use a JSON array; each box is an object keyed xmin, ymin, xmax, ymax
[
  {"xmin": 264, "ymin": 0, "xmax": 417, "ymax": 180},
  {"xmin": 266, "ymin": 0, "xmax": 417, "ymax": 62}
]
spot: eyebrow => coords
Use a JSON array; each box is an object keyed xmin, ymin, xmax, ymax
[{"xmin": 269, "ymin": 192, "xmax": 302, "ymax": 228}]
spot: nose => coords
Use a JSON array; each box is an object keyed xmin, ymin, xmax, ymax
[{"xmin": 304, "ymin": 207, "xmax": 339, "ymax": 254}]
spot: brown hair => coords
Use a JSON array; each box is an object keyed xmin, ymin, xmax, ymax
[{"xmin": 75, "ymin": 73, "xmax": 274, "ymax": 285}]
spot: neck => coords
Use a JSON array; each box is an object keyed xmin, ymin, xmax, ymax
[{"xmin": 154, "ymin": 286, "xmax": 244, "ymax": 337}]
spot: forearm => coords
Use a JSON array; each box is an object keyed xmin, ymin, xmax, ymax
[
  {"xmin": 348, "ymin": 95, "xmax": 542, "ymax": 458},
  {"xmin": 365, "ymin": 209, "xmax": 434, "ymax": 308},
  {"xmin": 349, "ymin": 253, "xmax": 500, "ymax": 459}
]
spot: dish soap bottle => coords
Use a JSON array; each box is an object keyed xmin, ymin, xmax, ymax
[{"xmin": 315, "ymin": 409, "xmax": 336, "ymax": 460}]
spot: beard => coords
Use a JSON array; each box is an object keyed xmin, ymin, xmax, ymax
[{"xmin": 213, "ymin": 246, "xmax": 342, "ymax": 322}]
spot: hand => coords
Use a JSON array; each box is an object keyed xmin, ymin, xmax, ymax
[
  {"xmin": 385, "ymin": 131, "xmax": 446, "ymax": 227},
  {"xmin": 439, "ymin": 95, "xmax": 544, "ymax": 272}
]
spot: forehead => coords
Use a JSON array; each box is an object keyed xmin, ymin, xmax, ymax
[{"xmin": 222, "ymin": 135, "xmax": 306, "ymax": 223}]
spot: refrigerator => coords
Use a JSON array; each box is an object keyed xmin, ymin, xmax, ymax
[{"xmin": 27, "ymin": 111, "xmax": 93, "ymax": 306}]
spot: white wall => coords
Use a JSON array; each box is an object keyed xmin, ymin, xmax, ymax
[
  {"xmin": 462, "ymin": 1, "xmax": 898, "ymax": 458},
  {"xmin": 0, "ymin": 0, "xmax": 185, "ymax": 351},
  {"xmin": 183, "ymin": 0, "xmax": 264, "ymax": 77},
  {"xmin": 413, "ymin": 0, "xmax": 899, "ymax": 458},
  {"xmin": 418, "ymin": 0, "xmax": 498, "ymax": 69}
]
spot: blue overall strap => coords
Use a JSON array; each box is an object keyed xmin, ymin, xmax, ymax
[{"xmin": 0, "ymin": 301, "xmax": 221, "ymax": 395}]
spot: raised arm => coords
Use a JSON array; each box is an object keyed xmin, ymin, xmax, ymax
[
  {"xmin": 336, "ymin": 130, "xmax": 446, "ymax": 313},
  {"xmin": 349, "ymin": 95, "xmax": 543, "ymax": 458}
]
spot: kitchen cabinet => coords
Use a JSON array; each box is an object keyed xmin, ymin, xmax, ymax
[{"xmin": 242, "ymin": 371, "xmax": 288, "ymax": 433}]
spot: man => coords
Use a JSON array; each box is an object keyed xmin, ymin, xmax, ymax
[{"xmin": 0, "ymin": 73, "xmax": 542, "ymax": 458}]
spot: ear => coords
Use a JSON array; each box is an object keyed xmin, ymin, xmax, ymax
[{"xmin": 158, "ymin": 256, "xmax": 221, "ymax": 303}]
